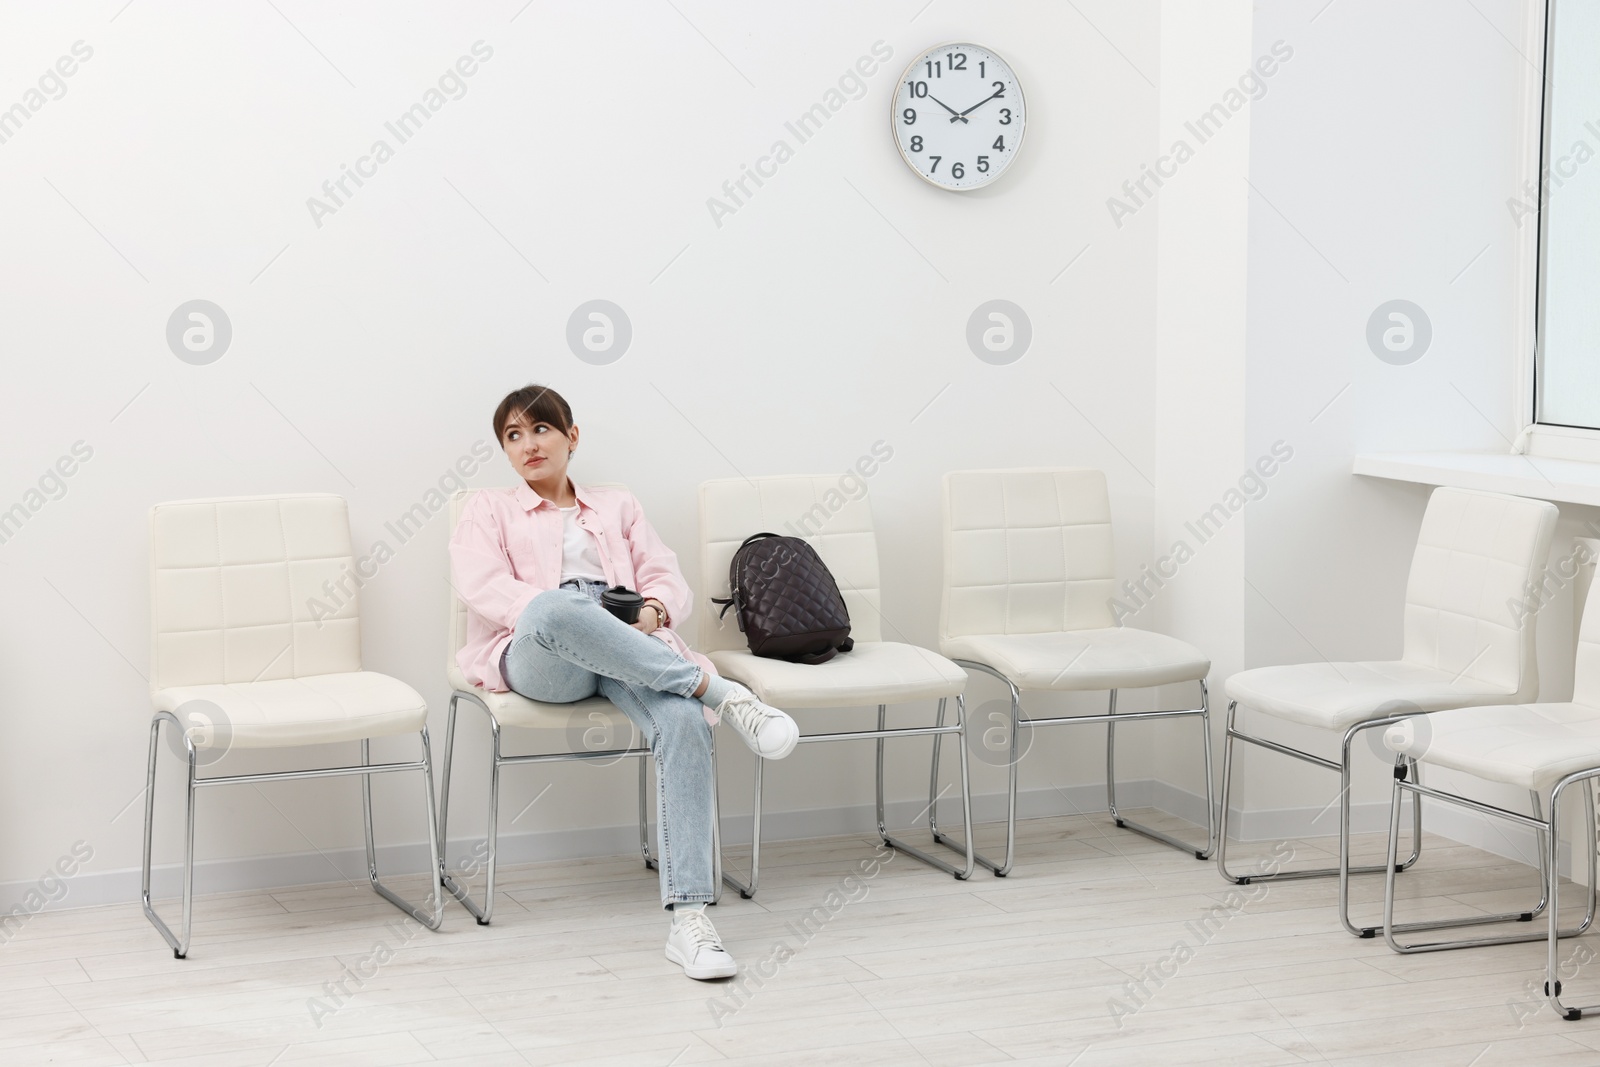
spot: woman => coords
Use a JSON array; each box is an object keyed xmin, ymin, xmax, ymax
[{"xmin": 449, "ymin": 384, "xmax": 798, "ymax": 981}]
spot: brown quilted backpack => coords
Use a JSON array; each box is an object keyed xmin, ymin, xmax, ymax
[{"xmin": 710, "ymin": 532, "xmax": 855, "ymax": 664}]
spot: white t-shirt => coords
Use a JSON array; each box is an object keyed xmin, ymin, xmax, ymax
[{"xmin": 559, "ymin": 505, "xmax": 608, "ymax": 583}]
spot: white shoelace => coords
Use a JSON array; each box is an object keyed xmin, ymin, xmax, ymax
[
  {"xmin": 675, "ymin": 909, "xmax": 724, "ymax": 954},
  {"xmin": 720, "ymin": 691, "xmax": 777, "ymax": 734}
]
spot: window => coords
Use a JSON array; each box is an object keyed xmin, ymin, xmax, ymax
[{"xmin": 1535, "ymin": 0, "xmax": 1600, "ymax": 431}]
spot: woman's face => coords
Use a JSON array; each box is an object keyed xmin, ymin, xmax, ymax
[{"xmin": 501, "ymin": 412, "xmax": 579, "ymax": 495}]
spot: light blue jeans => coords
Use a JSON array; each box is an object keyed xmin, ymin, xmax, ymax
[{"xmin": 502, "ymin": 578, "xmax": 716, "ymax": 908}]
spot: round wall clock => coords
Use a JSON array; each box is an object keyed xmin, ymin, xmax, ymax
[{"xmin": 891, "ymin": 42, "xmax": 1026, "ymax": 191}]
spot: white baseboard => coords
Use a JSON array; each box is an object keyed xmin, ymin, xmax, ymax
[
  {"xmin": 2, "ymin": 780, "xmax": 1153, "ymax": 917},
  {"xmin": 4, "ymin": 776, "xmax": 1570, "ymax": 921}
]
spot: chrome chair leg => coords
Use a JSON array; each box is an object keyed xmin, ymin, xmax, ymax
[
  {"xmin": 933, "ymin": 660, "xmax": 1212, "ymax": 876},
  {"xmin": 359, "ymin": 732, "xmax": 445, "ymax": 931},
  {"xmin": 722, "ymin": 694, "xmax": 975, "ymax": 894},
  {"xmin": 1548, "ymin": 773, "xmax": 1600, "ymax": 1020},
  {"xmin": 141, "ymin": 711, "xmax": 197, "ymax": 959},
  {"xmin": 927, "ymin": 695, "xmax": 949, "ymax": 841},
  {"xmin": 441, "ymin": 690, "xmax": 662, "ymax": 924},
  {"xmin": 1217, "ymin": 701, "xmax": 1424, "ymax": 937},
  {"xmin": 1199, "ymin": 679, "xmax": 1218, "ymax": 857},
  {"xmin": 954, "ymin": 694, "xmax": 976, "ymax": 879},
  {"xmin": 481, "ymin": 719, "xmax": 503, "ymax": 924},
  {"xmin": 437, "ymin": 693, "xmax": 460, "ymax": 879},
  {"xmin": 928, "ymin": 666, "xmax": 1019, "ymax": 876},
  {"xmin": 1108, "ymin": 680, "xmax": 1216, "ymax": 859},
  {"xmin": 361, "ymin": 737, "xmax": 378, "ymax": 879},
  {"xmin": 1105, "ymin": 689, "xmax": 1119, "ymax": 818},
  {"xmin": 638, "ymin": 755, "xmax": 656, "ymax": 871},
  {"xmin": 710, "ymin": 735, "xmax": 723, "ymax": 906},
  {"xmin": 1004, "ymin": 683, "xmax": 1020, "ymax": 875},
  {"xmin": 1531, "ymin": 787, "xmax": 1554, "ymax": 920},
  {"xmin": 438, "ymin": 693, "xmax": 489, "ymax": 923},
  {"xmin": 1384, "ymin": 767, "xmax": 1596, "ymax": 955},
  {"xmin": 441, "ymin": 705, "xmax": 502, "ymax": 926},
  {"xmin": 873, "ymin": 699, "xmax": 975, "ymax": 880},
  {"xmin": 876, "ymin": 703, "xmax": 888, "ymax": 837},
  {"xmin": 721, "ymin": 755, "xmax": 765, "ymax": 899},
  {"xmin": 145, "ymin": 713, "xmax": 444, "ymax": 956}
]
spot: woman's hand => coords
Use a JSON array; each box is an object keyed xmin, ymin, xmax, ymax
[{"xmin": 632, "ymin": 602, "xmax": 665, "ymax": 634}]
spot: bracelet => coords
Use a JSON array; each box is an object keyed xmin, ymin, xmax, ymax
[{"xmin": 646, "ymin": 601, "xmax": 668, "ymax": 628}]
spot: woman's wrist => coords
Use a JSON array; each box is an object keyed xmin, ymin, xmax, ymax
[{"xmin": 644, "ymin": 600, "xmax": 668, "ymax": 629}]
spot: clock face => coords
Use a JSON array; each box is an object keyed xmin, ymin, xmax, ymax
[{"xmin": 892, "ymin": 43, "xmax": 1025, "ymax": 191}]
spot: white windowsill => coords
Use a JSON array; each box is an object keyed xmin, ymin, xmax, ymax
[{"xmin": 1352, "ymin": 451, "xmax": 1600, "ymax": 509}]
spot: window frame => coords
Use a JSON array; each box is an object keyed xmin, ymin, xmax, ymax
[{"xmin": 1520, "ymin": 0, "xmax": 1600, "ymax": 462}]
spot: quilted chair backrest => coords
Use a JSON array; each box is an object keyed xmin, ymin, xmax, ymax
[
  {"xmin": 698, "ymin": 476, "xmax": 884, "ymax": 653},
  {"xmin": 446, "ymin": 484, "xmax": 627, "ymax": 668},
  {"xmin": 941, "ymin": 468, "xmax": 1118, "ymax": 641},
  {"xmin": 1401, "ymin": 486, "xmax": 1558, "ymax": 701},
  {"xmin": 149, "ymin": 494, "xmax": 360, "ymax": 694}
]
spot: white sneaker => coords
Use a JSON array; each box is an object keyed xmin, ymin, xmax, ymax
[
  {"xmin": 665, "ymin": 908, "xmax": 737, "ymax": 980},
  {"xmin": 716, "ymin": 685, "xmax": 800, "ymax": 759}
]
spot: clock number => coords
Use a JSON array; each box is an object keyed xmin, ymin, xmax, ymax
[{"xmin": 895, "ymin": 50, "xmax": 1020, "ymax": 186}]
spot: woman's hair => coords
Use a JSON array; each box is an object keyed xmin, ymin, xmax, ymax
[{"xmin": 492, "ymin": 384, "xmax": 573, "ymax": 445}]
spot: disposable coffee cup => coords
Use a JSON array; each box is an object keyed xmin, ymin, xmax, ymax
[{"xmin": 601, "ymin": 585, "xmax": 644, "ymax": 624}]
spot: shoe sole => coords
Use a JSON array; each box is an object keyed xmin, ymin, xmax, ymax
[
  {"xmin": 755, "ymin": 727, "xmax": 799, "ymax": 760},
  {"xmin": 666, "ymin": 943, "xmax": 737, "ymax": 980},
  {"xmin": 734, "ymin": 710, "xmax": 799, "ymax": 761}
]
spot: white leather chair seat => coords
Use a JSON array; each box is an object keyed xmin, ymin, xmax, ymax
[
  {"xmin": 1225, "ymin": 660, "xmax": 1519, "ymax": 731},
  {"xmin": 1387, "ymin": 703, "xmax": 1600, "ymax": 792},
  {"xmin": 446, "ymin": 664, "xmax": 633, "ymax": 731},
  {"xmin": 708, "ymin": 642, "xmax": 966, "ymax": 708},
  {"xmin": 941, "ymin": 628, "xmax": 1209, "ymax": 692},
  {"xmin": 152, "ymin": 671, "xmax": 427, "ymax": 748}
]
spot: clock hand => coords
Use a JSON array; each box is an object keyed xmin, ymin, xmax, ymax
[
  {"xmin": 926, "ymin": 94, "xmax": 968, "ymax": 123},
  {"xmin": 956, "ymin": 88, "xmax": 1005, "ymax": 119}
]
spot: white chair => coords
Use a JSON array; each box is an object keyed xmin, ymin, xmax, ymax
[
  {"xmin": 1380, "ymin": 539, "xmax": 1600, "ymax": 1014},
  {"xmin": 699, "ymin": 475, "xmax": 975, "ymax": 897},
  {"xmin": 142, "ymin": 494, "xmax": 443, "ymax": 958},
  {"xmin": 438, "ymin": 487, "xmax": 720, "ymax": 924},
  {"xmin": 1219, "ymin": 485, "xmax": 1559, "ymax": 938},
  {"xmin": 929, "ymin": 468, "xmax": 1215, "ymax": 876}
]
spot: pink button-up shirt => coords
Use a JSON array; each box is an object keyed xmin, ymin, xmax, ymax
[{"xmin": 449, "ymin": 480, "xmax": 717, "ymax": 696}]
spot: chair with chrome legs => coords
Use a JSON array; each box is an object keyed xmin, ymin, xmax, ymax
[
  {"xmin": 437, "ymin": 487, "xmax": 720, "ymax": 923},
  {"xmin": 142, "ymin": 494, "xmax": 444, "ymax": 957},
  {"xmin": 1218, "ymin": 485, "xmax": 1558, "ymax": 937},
  {"xmin": 925, "ymin": 468, "xmax": 1215, "ymax": 876},
  {"xmin": 699, "ymin": 475, "xmax": 976, "ymax": 897},
  {"xmin": 1381, "ymin": 540, "xmax": 1600, "ymax": 1019}
]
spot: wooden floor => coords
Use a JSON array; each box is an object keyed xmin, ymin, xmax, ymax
[{"xmin": 10, "ymin": 811, "xmax": 1600, "ymax": 1065}]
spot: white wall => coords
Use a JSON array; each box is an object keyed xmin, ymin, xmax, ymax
[
  {"xmin": 1146, "ymin": 0, "xmax": 1253, "ymax": 823},
  {"xmin": 1, "ymin": 0, "xmax": 1569, "ymax": 911},
  {"xmin": 0, "ymin": 0, "xmax": 1167, "ymax": 904},
  {"xmin": 1240, "ymin": 0, "xmax": 1593, "ymax": 850}
]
